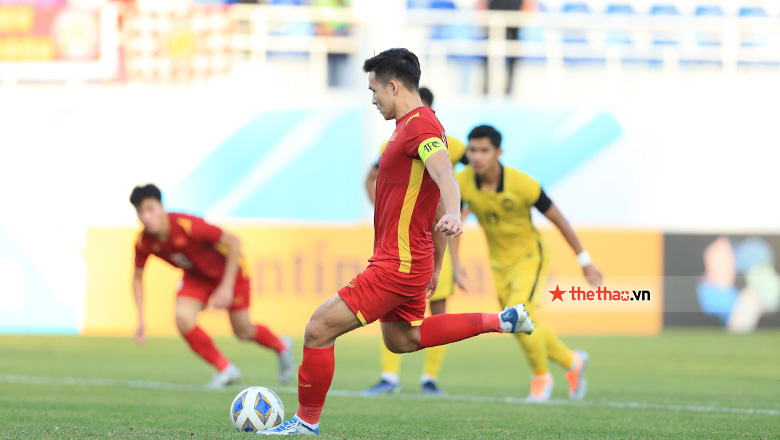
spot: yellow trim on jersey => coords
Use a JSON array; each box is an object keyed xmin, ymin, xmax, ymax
[
  {"xmin": 356, "ymin": 310, "xmax": 368, "ymax": 326},
  {"xmin": 418, "ymin": 137, "xmax": 447, "ymax": 164},
  {"xmin": 406, "ymin": 112, "xmax": 421, "ymax": 126},
  {"xmin": 215, "ymin": 243, "xmax": 248, "ymax": 274},
  {"xmin": 410, "ymin": 320, "xmax": 423, "ymax": 327},
  {"xmin": 177, "ymin": 217, "xmax": 193, "ymax": 236},
  {"xmin": 397, "ymin": 159, "xmax": 425, "ymax": 273}
]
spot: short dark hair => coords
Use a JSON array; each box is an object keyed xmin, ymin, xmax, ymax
[
  {"xmin": 130, "ymin": 184, "xmax": 162, "ymax": 208},
  {"xmin": 363, "ymin": 48, "xmax": 421, "ymax": 92},
  {"xmin": 419, "ymin": 87, "xmax": 434, "ymax": 107},
  {"xmin": 468, "ymin": 125, "xmax": 502, "ymax": 149}
]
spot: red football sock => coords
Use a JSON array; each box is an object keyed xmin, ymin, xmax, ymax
[
  {"xmin": 295, "ymin": 345, "xmax": 334, "ymax": 425},
  {"xmin": 253, "ymin": 324, "xmax": 286, "ymax": 353},
  {"xmin": 417, "ymin": 313, "xmax": 501, "ymax": 350},
  {"xmin": 182, "ymin": 326, "xmax": 230, "ymax": 371}
]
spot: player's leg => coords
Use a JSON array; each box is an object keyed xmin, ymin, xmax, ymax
[
  {"xmin": 229, "ymin": 309, "xmax": 286, "ymax": 351},
  {"xmin": 380, "ymin": 293, "xmax": 533, "ymax": 355},
  {"xmin": 228, "ymin": 308, "xmax": 295, "ymax": 384},
  {"xmin": 174, "ymin": 279, "xmax": 237, "ymax": 387},
  {"xmin": 362, "ymin": 342, "xmax": 402, "ymax": 395},
  {"xmin": 364, "ymin": 250, "xmax": 455, "ymax": 396},
  {"xmin": 529, "ymin": 241, "xmax": 589, "ymax": 399},
  {"xmin": 496, "ymin": 252, "xmax": 554, "ymax": 401},
  {"xmin": 264, "ymin": 266, "xmax": 445, "ymax": 435},
  {"xmin": 419, "ymin": 252, "xmax": 452, "ymax": 394},
  {"xmin": 261, "ymin": 294, "xmax": 362, "ymax": 435},
  {"xmin": 227, "ymin": 277, "xmax": 295, "ymax": 383}
]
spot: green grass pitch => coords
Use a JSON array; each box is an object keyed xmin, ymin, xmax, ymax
[{"xmin": 0, "ymin": 330, "xmax": 778, "ymax": 439}]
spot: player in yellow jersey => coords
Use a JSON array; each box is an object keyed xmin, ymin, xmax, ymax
[
  {"xmin": 363, "ymin": 87, "xmax": 467, "ymax": 395},
  {"xmin": 451, "ymin": 124, "xmax": 603, "ymax": 402}
]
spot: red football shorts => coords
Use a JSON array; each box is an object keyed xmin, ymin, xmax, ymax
[
  {"xmin": 177, "ymin": 274, "xmax": 251, "ymax": 311},
  {"xmin": 338, "ymin": 264, "xmax": 432, "ymax": 326}
]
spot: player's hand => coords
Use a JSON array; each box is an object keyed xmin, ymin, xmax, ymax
[
  {"xmin": 134, "ymin": 321, "xmax": 146, "ymax": 346},
  {"xmin": 453, "ymin": 263, "xmax": 469, "ymax": 292},
  {"xmin": 583, "ymin": 264, "xmax": 603, "ymax": 287},
  {"xmin": 426, "ymin": 271, "xmax": 440, "ymax": 299},
  {"xmin": 435, "ymin": 213, "xmax": 463, "ymax": 237},
  {"xmin": 211, "ymin": 284, "xmax": 234, "ymax": 309}
]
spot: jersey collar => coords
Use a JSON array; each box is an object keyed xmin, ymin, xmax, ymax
[
  {"xmin": 474, "ymin": 164, "xmax": 504, "ymax": 193},
  {"xmin": 397, "ymin": 106, "xmax": 427, "ymax": 126}
]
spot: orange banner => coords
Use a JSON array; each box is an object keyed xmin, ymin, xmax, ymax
[{"xmin": 83, "ymin": 225, "xmax": 662, "ymax": 337}]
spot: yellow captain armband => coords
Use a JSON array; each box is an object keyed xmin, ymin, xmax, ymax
[{"xmin": 418, "ymin": 137, "xmax": 448, "ymax": 164}]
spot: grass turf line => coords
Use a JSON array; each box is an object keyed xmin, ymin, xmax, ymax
[{"xmin": 0, "ymin": 330, "xmax": 778, "ymax": 439}]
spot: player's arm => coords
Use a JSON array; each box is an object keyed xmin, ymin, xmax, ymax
[
  {"xmin": 364, "ymin": 165, "xmax": 379, "ymax": 205},
  {"xmin": 424, "ymin": 150, "xmax": 462, "ymax": 237},
  {"xmin": 132, "ymin": 266, "xmax": 146, "ymax": 345},
  {"xmin": 538, "ymin": 194, "xmax": 603, "ymax": 286},
  {"xmin": 212, "ymin": 231, "xmax": 241, "ymax": 308}
]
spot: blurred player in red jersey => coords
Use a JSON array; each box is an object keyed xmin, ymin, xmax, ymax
[
  {"xmin": 130, "ymin": 184, "xmax": 295, "ymax": 388},
  {"xmin": 261, "ymin": 48, "xmax": 535, "ymax": 436}
]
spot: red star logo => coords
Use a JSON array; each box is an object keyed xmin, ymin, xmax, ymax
[{"xmin": 550, "ymin": 284, "xmax": 565, "ymax": 302}]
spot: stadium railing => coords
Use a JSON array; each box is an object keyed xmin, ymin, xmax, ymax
[
  {"xmin": 230, "ymin": 4, "xmax": 780, "ymax": 95},
  {"xmin": 2, "ymin": 3, "xmax": 778, "ymax": 90}
]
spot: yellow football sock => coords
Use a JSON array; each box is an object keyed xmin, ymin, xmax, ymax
[
  {"xmin": 538, "ymin": 324, "xmax": 574, "ymax": 369},
  {"xmin": 422, "ymin": 344, "xmax": 447, "ymax": 379},
  {"xmin": 380, "ymin": 340, "xmax": 401, "ymax": 375},
  {"xmin": 514, "ymin": 331, "xmax": 549, "ymax": 376}
]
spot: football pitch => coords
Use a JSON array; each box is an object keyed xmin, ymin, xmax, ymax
[{"xmin": 0, "ymin": 330, "xmax": 777, "ymax": 440}]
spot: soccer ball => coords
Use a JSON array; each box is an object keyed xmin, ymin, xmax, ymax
[{"xmin": 230, "ymin": 386, "xmax": 285, "ymax": 433}]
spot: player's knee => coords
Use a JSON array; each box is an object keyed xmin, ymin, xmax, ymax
[
  {"xmin": 175, "ymin": 313, "xmax": 196, "ymax": 333},
  {"xmin": 385, "ymin": 342, "xmax": 406, "ymax": 354},
  {"xmin": 384, "ymin": 336, "xmax": 418, "ymax": 354},
  {"xmin": 303, "ymin": 317, "xmax": 324, "ymax": 346},
  {"xmin": 233, "ymin": 326, "xmax": 255, "ymax": 341}
]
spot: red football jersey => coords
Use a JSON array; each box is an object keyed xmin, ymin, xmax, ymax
[
  {"xmin": 370, "ymin": 106, "xmax": 448, "ymax": 274},
  {"xmin": 134, "ymin": 213, "xmax": 244, "ymax": 282}
]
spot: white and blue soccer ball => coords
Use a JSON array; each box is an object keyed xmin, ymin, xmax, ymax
[{"xmin": 230, "ymin": 386, "xmax": 285, "ymax": 433}]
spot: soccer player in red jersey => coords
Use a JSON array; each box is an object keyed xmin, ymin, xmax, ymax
[
  {"xmin": 261, "ymin": 48, "xmax": 534, "ymax": 436},
  {"xmin": 130, "ymin": 184, "xmax": 295, "ymax": 388}
]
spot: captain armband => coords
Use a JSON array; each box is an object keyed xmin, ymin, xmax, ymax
[{"xmin": 418, "ymin": 137, "xmax": 448, "ymax": 164}]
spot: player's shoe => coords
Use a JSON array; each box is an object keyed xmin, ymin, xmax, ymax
[
  {"xmin": 278, "ymin": 336, "xmax": 295, "ymax": 384},
  {"xmin": 526, "ymin": 373, "xmax": 554, "ymax": 402},
  {"xmin": 208, "ymin": 363, "xmax": 241, "ymax": 389},
  {"xmin": 565, "ymin": 350, "xmax": 589, "ymax": 400},
  {"xmin": 361, "ymin": 379, "xmax": 401, "ymax": 396},
  {"xmin": 420, "ymin": 380, "xmax": 444, "ymax": 395},
  {"xmin": 499, "ymin": 304, "xmax": 535, "ymax": 334},
  {"xmin": 258, "ymin": 415, "xmax": 318, "ymax": 436}
]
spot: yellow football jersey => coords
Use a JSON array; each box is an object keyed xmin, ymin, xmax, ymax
[
  {"xmin": 380, "ymin": 135, "xmax": 466, "ymax": 167},
  {"xmin": 456, "ymin": 164, "xmax": 544, "ymax": 269}
]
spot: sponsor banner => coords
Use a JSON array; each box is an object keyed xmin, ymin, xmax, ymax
[
  {"xmin": 84, "ymin": 225, "xmax": 662, "ymax": 337},
  {"xmin": 0, "ymin": 3, "xmax": 100, "ymax": 61},
  {"xmin": 663, "ymin": 234, "xmax": 780, "ymax": 331}
]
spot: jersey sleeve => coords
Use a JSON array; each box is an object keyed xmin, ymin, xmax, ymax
[
  {"xmin": 134, "ymin": 235, "xmax": 149, "ymax": 268},
  {"xmin": 515, "ymin": 171, "xmax": 543, "ymax": 208},
  {"xmin": 185, "ymin": 216, "xmax": 223, "ymax": 244},
  {"xmin": 404, "ymin": 116, "xmax": 448, "ymax": 164},
  {"xmin": 446, "ymin": 136, "xmax": 467, "ymax": 167}
]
